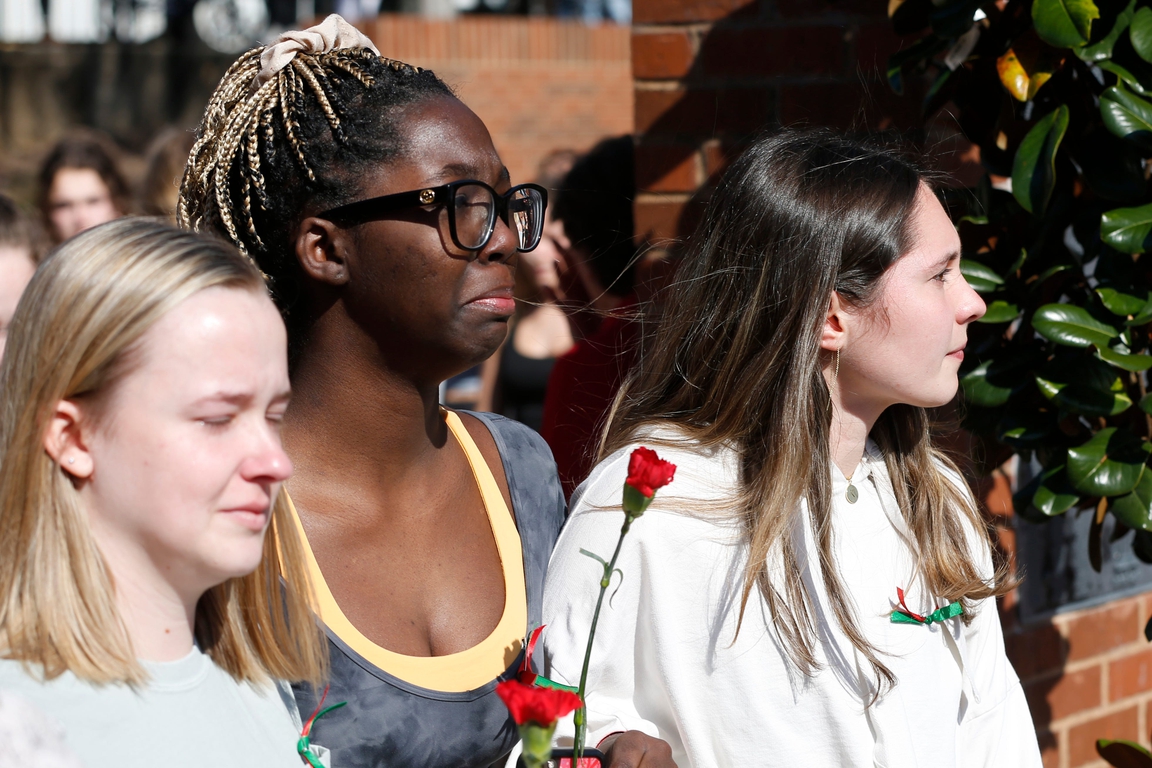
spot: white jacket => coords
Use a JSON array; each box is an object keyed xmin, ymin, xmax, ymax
[{"xmin": 541, "ymin": 435, "xmax": 1042, "ymax": 768}]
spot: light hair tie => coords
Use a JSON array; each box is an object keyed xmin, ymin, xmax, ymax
[{"xmin": 254, "ymin": 14, "xmax": 380, "ymax": 90}]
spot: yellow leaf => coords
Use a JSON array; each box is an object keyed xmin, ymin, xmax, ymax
[
  {"xmin": 1028, "ymin": 71, "xmax": 1053, "ymax": 100},
  {"xmin": 998, "ymin": 49, "xmax": 1031, "ymax": 101}
]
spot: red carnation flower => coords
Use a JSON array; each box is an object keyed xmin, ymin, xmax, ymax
[
  {"xmin": 496, "ymin": 680, "xmax": 582, "ymax": 727},
  {"xmin": 622, "ymin": 447, "xmax": 676, "ymax": 516},
  {"xmin": 626, "ymin": 446, "xmax": 677, "ymax": 498}
]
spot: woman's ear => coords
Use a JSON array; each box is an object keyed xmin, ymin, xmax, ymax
[
  {"xmin": 821, "ymin": 291, "xmax": 847, "ymax": 352},
  {"xmin": 294, "ymin": 217, "xmax": 350, "ymax": 286},
  {"xmin": 43, "ymin": 400, "xmax": 94, "ymax": 480}
]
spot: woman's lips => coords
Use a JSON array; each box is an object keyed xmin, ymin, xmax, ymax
[
  {"xmin": 221, "ymin": 507, "xmax": 270, "ymax": 533},
  {"xmin": 466, "ymin": 291, "xmax": 516, "ymax": 316}
]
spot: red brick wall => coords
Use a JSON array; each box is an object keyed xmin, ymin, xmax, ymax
[
  {"xmin": 631, "ymin": 1, "xmax": 1152, "ymax": 765},
  {"xmin": 359, "ymin": 15, "xmax": 632, "ymax": 186}
]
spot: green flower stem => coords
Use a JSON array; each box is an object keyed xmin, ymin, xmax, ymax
[
  {"xmin": 573, "ymin": 513, "xmax": 635, "ymax": 758},
  {"xmin": 520, "ymin": 722, "xmax": 558, "ymax": 768}
]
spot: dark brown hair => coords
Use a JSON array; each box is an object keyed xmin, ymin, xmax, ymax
[
  {"xmin": 37, "ymin": 133, "xmax": 130, "ymax": 236},
  {"xmin": 605, "ymin": 129, "xmax": 1011, "ymax": 694}
]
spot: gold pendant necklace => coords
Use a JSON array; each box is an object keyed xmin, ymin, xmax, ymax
[{"xmin": 845, "ymin": 473, "xmax": 859, "ymax": 504}]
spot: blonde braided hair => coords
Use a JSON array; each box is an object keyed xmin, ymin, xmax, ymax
[{"xmin": 178, "ymin": 43, "xmax": 451, "ymax": 303}]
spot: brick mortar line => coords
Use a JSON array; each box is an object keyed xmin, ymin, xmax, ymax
[
  {"xmin": 1045, "ymin": 692, "xmax": 1152, "ymax": 732},
  {"xmin": 1017, "ymin": 640, "xmax": 1152, "ymax": 685},
  {"xmin": 632, "ymin": 23, "xmax": 713, "ymax": 33},
  {"xmin": 634, "ymin": 75, "xmax": 883, "ymax": 88},
  {"xmin": 636, "ymin": 17, "xmax": 878, "ymax": 29}
]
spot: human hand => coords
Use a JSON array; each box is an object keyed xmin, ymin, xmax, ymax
[{"xmin": 599, "ymin": 731, "xmax": 677, "ymax": 768}]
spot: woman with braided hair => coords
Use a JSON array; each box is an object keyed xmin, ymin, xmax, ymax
[{"xmin": 179, "ymin": 15, "xmax": 673, "ymax": 768}]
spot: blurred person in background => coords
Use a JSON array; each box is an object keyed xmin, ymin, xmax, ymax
[
  {"xmin": 38, "ymin": 132, "xmax": 129, "ymax": 244},
  {"xmin": 140, "ymin": 128, "xmax": 198, "ymax": 223},
  {"xmin": 0, "ymin": 193, "xmax": 40, "ymax": 362},
  {"xmin": 477, "ymin": 149, "xmax": 578, "ymax": 433},
  {"xmin": 540, "ymin": 135, "xmax": 640, "ymax": 497}
]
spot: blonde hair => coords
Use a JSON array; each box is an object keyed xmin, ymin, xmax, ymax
[
  {"xmin": 0, "ymin": 217, "xmax": 327, "ymax": 686},
  {"xmin": 605, "ymin": 130, "xmax": 1012, "ymax": 694}
]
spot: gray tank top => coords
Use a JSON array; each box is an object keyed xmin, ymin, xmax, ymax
[{"xmin": 292, "ymin": 411, "xmax": 566, "ymax": 768}]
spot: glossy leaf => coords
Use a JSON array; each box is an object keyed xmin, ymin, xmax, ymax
[
  {"xmin": 1012, "ymin": 105, "xmax": 1070, "ymax": 215},
  {"xmin": 1097, "ymin": 287, "xmax": 1150, "ymax": 315},
  {"xmin": 1100, "ymin": 59, "xmax": 1151, "ymax": 94},
  {"xmin": 1033, "ymin": 0, "xmax": 1100, "ymax": 48},
  {"xmin": 1132, "ymin": 6, "xmax": 1152, "ymax": 63},
  {"xmin": 1102, "ymin": 201, "xmax": 1152, "ymax": 253},
  {"xmin": 1033, "ymin": 304, "xmax": 1120, "ymax": 347},
  {"xmin": 1033, "ymin": 465, "xmax": 1081, "ymax": 516},
  {"xmin": 1067, "ymin": 427, "xmax": 1151, "ymax": 496},
  {"xmin": 1112, "ymin": 469, "xmax": 1152, "ymax": 530},
  {"xmin": 1100, "ymin": 84, "xmax": 1152, "ymax": 152},
  {"xmin": 997, "ymin": 48, "xmax": 1055, "ymax": 102},
  {"xmin": 1035, "ymin": 373, "xmax": 1132, "ymax": 415},
  {"xmin": 979, "ymin": 300, "xmax": 1020, "ymax": 324},
  {"xmin": 960, "ymin": 260, "xmax": 1005, "ymax": 293},
  {"xmin": 1080, "ymin": 0, "xmax": 1136, "ymax": 61},
  {"xmin": 1129, "ymin": 300, "xmax": 1152, "ymax": 325},
  {"xmin": 961, "ymin": 361, "xmax": 1014, "ymax": 406},
  {"xmin": 1096, "ymin": 344, "xmax": 1152, "ymax": 370},
  {"xmin": 1097, "ymin": 738, "xmax": 1152, "ymax": 768}
]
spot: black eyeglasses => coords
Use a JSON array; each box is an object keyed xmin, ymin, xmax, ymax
[{"xmin": 318, "ymin": 180, "xmax": 548, "ymax": 253}]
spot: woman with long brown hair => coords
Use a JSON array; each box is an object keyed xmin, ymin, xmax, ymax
[{"xmin": 542, "ymin": 130, "xmax": 1041, "ymax": 767}]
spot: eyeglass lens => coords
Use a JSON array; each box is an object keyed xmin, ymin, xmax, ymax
[{"xmin": 452, "ymin": 184, "xmax": 544, "ymax": 251}]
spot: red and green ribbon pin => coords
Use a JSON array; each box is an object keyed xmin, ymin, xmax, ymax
[
  {"xmin": 890, "ymin": 587, "xmax": 964, "ymax": 626},
  {"xmin": 517, "ymin": 625, "xmax": 580, "ymax": 694},
  {"xmin": 298, "ymin": 685, "xmax": 346, "ymax": 768}
]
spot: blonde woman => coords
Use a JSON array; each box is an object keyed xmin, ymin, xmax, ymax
[
  {"xmin": 542, "ymin": 130, "xmax": 1042, "ymax": 767},
  {"xmin": 0, "ymin": 218, "xmax": 327, "ymax": 767}
]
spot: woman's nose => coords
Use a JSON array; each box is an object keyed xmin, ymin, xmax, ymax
[{"xmin": 240, "ymin": 429, "xmax": 293, "ymax": 485}]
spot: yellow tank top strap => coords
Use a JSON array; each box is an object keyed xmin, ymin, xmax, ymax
[{"xmin": 284, "ymin": 409, "xmax": 527, "ymax": 692}]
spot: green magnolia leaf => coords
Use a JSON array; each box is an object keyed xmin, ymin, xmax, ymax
[
  {"xmin": 999, "ymin": 413, "xmax": 1059, "ymax": 448},
  {"xmin": 1033, "ymin": 304, "xmax": 1120, "ymax": 347},
  {"xmin": 1013, "ymin": 105, "xmax": 1070, "ymax": 215},
  {"xmin": 1097, "ymin": 287, "xmax": 1151, "ymax": 315},
  {"xmin": 1100, "ymin": 85, "xmax": 1152, "ymax": 152},
  {"xmin": 1132, "ymin": 6, "xmax": 1152, "ymax": 63},
  {"xmin": 962, "ymin": 361, "xmax": 1014, "ymax": 406},
  {"xmin": 1035, "ymin": 264, "xmax": 1075, "ymax": 286},
  {"xmin": 1112, "ymin": 469, "xmax": 1152, "ymax": 530},
  {"xmin": 1080, "ymin": 0, "xmax": 1137, "ymax": 61},
  {"xmin": 980, "ymin": 300, "xmax": 1020, "ymax": 324},
  {"xmin": 1096, "ymin": 738, "xmax": 1152, "ymax": 767},
  {"xmin": 1102, "ymin": 201, "xmax": 1152, "ymax": 253},
  {"xmin": 1129, "ymin": 301, "xmax": 1152, "ymax": 326},
  {"xmin": 1035, "ymin": 374, "xmax": 1132, "ymax": 415},
  {"xmin": 1033, "ymin": 0, "xmax": 1100, "ymax": 48},
  {"xmin": 1033, "ymin": 465, "xmax": 1081, "ymax": 516},
  {"xmin": 960, "ymin": 260, "xmax": 1005, "ymax": 293},
  {"xmin": 1100, "ymin": 59, "xmax": 1151, "ymax": 93},
  {"xmin": 1096, "ymin": 344, "xmax": 1152, "ymax": 370},
  {"xmin": 1067, "ymin": 427, "xmax": 1151, "ymax": 496}
]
